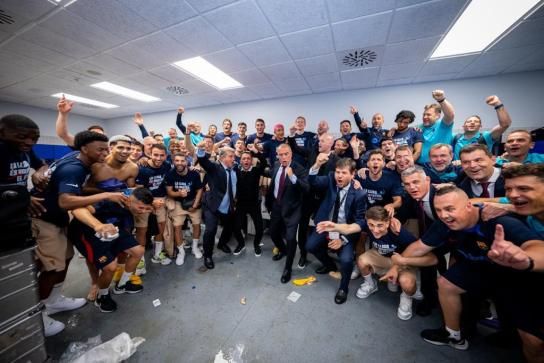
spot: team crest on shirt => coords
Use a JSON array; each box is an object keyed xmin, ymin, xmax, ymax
[
  {"xmin": 476, "ymin": 241, "xmax": 488, "ymax": 251},
  {"xmin": 98, "ymin": 256, "xmax": 108, "ymax": 263}
]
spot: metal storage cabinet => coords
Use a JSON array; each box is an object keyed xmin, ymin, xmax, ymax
[{"xmin": 0, "ymin": 310, "xmax": 47, "ymax": 363}]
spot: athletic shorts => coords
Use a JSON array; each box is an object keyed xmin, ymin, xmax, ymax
[
  {"xmin": 133, "ymin": 204, "xmax": 167, "ymax": 228},
  {"xmin": 68, "ymin": 225, "xmax": 138, "ymax": 270},
  {"xmin": 170, "ymin": 201, "xmax": 202, "ymax": 226},
  {"xmin": 32, "ymin": 218, "xmax": 74, "ymax": 272},
  {"xmin": 358, "ymin": 248, "xmax": 416, "ymax": 277}
]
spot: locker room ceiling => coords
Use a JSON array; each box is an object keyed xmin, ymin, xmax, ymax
[{"xmin": 0, "ymin": 0, "xmax": 543, "ymax": 119}]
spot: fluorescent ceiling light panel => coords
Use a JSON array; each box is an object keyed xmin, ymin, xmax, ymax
[
  {"xmin": 90, "ymin": 82, "xmax": 161, "ymax": 102},
  {"xmin": 431, "ymin": 0, "xmax": 542, "ymax": 59},
  {"xmin": 172, "ymin": 57, "xmax": 243, "ymax": 90},
  {"xmin": 51, "ymin": 93, "xmax": 118, "ymax": 109}
]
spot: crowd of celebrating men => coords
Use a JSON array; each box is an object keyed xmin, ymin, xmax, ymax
[{"xmin": 1, "ymin": 88, "xmax": 543, "ymax": 362}]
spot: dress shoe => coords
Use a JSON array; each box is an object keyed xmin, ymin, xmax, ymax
[
  {"xmin": 281, "ymin": 269, "xmax": 291, "ymax": 284},
  {"xmin": 415, "ymin": 298, "xmax": 434, "ymax": 316},
  {"xmin": 297, "ymin": 255, "xmax": 308, "ymax": 269},
  {"xmin": 315, "ymin": 264, "xmax": 337, "ymax": 274},
  {"xmin": 217, "ymin": 244, "xmax": 232, "ymax": 254},
  {"xmin": 272, "ymin": 252, "xmax": 285, "ymax": 261},
  {"xmin": 204, "ymin": 257, "xmax": 215, "ymax": 269},
  {"xmin": 334, "ymin": 289, "xmax": 348, "ymax": 304}
]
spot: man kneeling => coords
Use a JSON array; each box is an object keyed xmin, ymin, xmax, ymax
[
  {"xmin": 68, "ymin": 187, "xmax": 153, "ymax": 312},
  {"xmin": 356, "ymin": 206, "xmax": 437, "ymax": 320}
]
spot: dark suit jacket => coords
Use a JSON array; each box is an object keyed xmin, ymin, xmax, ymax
[
  {"xmin": 197, "ymin": 153, "xmax": 239, "ymax": 213},
  {"xmin": 309, "ymin": 172, "xmax": 367, "ymax": 243},
  {"xmin": 458, "ymin": 174, "xmax": 505, "ymax": 198},
  {"xmin": 402, "ymin": 184, "xmax": 439, "ymax": 228},
  {"xmin": 265, "ymin": 161, "xmax": 309, "ymax": 219}
]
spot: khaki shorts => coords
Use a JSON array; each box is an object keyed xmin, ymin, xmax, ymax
[
  {"xmin": 32, "ymin": 218, "xmax": 74, "ymax": 272},
  {"xmin": 134, "ymin": 201, "xmax": 167, "ymax": 228},
  {"xmin": 170, "ymin": 201, "xmax": 202, "ymax": 226},
  {"xmin": 358, "ymin": 249, "xmax": 416, "ymax": 277}
]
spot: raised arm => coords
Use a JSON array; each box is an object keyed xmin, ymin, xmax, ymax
[
  {"xmin": 485, "ymin": 95, "xmax": 512, "ymax": 141},
  {"xmin": 432, "ymin": 90, "xmax": 455, "ymax": 125},
  {"xmin": 350, "ymin": 106, "xmax": 367, "ymax": 132},
  {"xmin": 176, "ymin": 106, "xmax": 187, "ymax": 134},
  {"xmin": 55, "ymin": 95, "xmax": 75, "ymax": 147},
  {"xmin": 133, "ymin": 112, "xmax": 149, "ymax": 138}
]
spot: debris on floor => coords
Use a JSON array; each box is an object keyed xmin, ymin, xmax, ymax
[
  {"xmin": 214, "ymin": 343, "xmax": 245, "ymax": 363},
  {"xmin": 152, "ymin": 299, "xmax": 161, "ymax": 307},
  {"xmin": 292, "ymin": 275, "xmax": 316, "ymax": 286},
  {"xmin": 287, "ymin": 291, "xmax": 301, "ymax": 303},
  {"xmin": 64, "ymin": 333, "xmax": 145, "ymax": 363},
  {"xmin": 240, "ymin": 297, "xmax": 246, "ymax": 305}
]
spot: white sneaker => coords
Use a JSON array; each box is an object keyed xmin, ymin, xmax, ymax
[
  {"xmin": 42, "ymin": 313, "xmax": 65, "ymax": 337},
  {"xmin": 176, "ymin": 249, "xmax": 186, "ymax": 266},
  {"xmin": 45, "ymin": 295, "xmax": 86, "ymax": 315},
  {"xmin": 151, "ymin": 251, "xmax": 172, "ymax": 265},
  {"xmin": 387, "ymin": 281, "xmax": 399, "ymax": 292},
  {"xmin": 192, "ymin": 242, "xmax": 203, "ymax": 259},
  {"xmin": 397, "ymin": 292, "xmax": 413, "ymax": 320},
  {"xmin": 356, "ymin": 280, "xmax": 378, "ymax": 299},
  {"xmin": 135, "ymin": 258, "xmax": 146, "ymax": 276},
  {"xmin": 350, "ymin": 265, "xmax": 361, "ymax": 280}
]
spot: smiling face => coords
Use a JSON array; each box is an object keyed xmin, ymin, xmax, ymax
[
  {"xmin": 340, "ymin": 121, "xmax": 351, "ymax": 135},
  {"xmin": 380, "ymin": 140, "xmax": 395, "ymax": 158},
  {"xmin": 168, "ymin": 128, "xmax": 178, "ymax": 139},
  {"xmin": 173, "ymin": 155, "xmax": 187, "ymax": 174},
  {"xmin": 130, "ymin": 144, "xmax": 143, "ymax": 162},
  {"xmin": 295, "ymin": 117, "xmax": 306, "ymax": 132},
  {"xmin": 255, "ymin": 120, "xmax": 265, "ymax": 134},
  {"xmin": 367, "ymin": 153, "xmax": 384, "ymax": 175},
  {"xmin": 394, "ymin": 148, "xmax": 414, "ymax": 172},
  {"xmin": 223, "ymin": 120, "xmax": 232, "ymax": 133},
  {"xmin": 433, "ymin": 192, "xmax": 473, "ymax": 230},
  {"xmin": 234, "ymin": 139, "xmax": 245, "ymax": 152},
  {"xmin": 150, "ymin": 147, "xmax": 166, "ymax": 168},
  {"xmin": 334, "ymin": 139, "xmax": 349, "ymax": 154},
  {"xmin": 396, "ymin": 117, "xmax": 411, "ymax": 132},
  {"xmin": 367, "ymin": 218, "xmax": 390, "ymax": 239},
  {"xmin": 463, "ymin": 116, "xmax": 482, "ymax": 133},
  {"xmin": 82, "ymin": 141, "xmax": 109, "ymax": 164},
  {"xmin": 318, "ymin": 134, "xmax": 334, "ymax": 153},
  {"xmin": 429, "ymin": 146, "xmax": 453, "ymax": 171},
  {"xmin": 0, "ymin": 126, "xmax": 40, "ymax": 152},
  {"xmin": 110, "ymin": 140, "xmax": 131, "ymax": 163},
  {"xmin": 505, "ymin": 175, "xmax": 544, "ymax": 216},
  {"xmin": 422, "ymin": 107, "xmax": 440, "ymax": 127},
  {"xmin": 372, "ymin": 113, "xmax": 384, "ymax": 128},
  {"xmin": 317, "ymin": 120, "xmax": 329, "ymax": 135},
  {"xmin": 460, "ymin": 149, "xmax": 494, "ymax": 182},
  {"xmin": 504, "ymin": 131, "xmax": 533, "ymax": 158}
]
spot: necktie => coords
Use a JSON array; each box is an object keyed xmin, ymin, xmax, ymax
[
  {"xmin": 417, "ymin": 200, "xmax": 427, "ymax": 236},
  {"xmin": 479, "ymin": 182, "xmax": 490, "ymax": 198},
  {"xmin": 332, "ymin": 188, "xmax": 341, "ymax": 223},
  {"xmin": 277, "ymin": 166, "xmax": 286, "ymax": 201},
  {"xmin": 227, "ymin": 168, "xmax": 234, "ymax": 213}
]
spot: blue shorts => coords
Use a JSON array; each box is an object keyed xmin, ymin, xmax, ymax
[{"xmin": 68, "ymin": 223, "xmax": 138, "ymax": 270}]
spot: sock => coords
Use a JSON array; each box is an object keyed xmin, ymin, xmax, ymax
[
  {"xmin": 154, "ymin": 240, "xmax": 164, "ymax": 257},
  {"xmin": 118, "ymin": 272, "xmax": 132, "ymax": 286},
  {"xmin": 45, "ymin": 283, "xmax": 63, "ymax": 304},
  {"xmin": 363, "ymin": 273, "xmax": 373, "ymax": 284},
  {"xmin": 445, "ymin": 326, "xmax": 461, "ymax": 340},
  {"xmin": 98, "ymin": 288, "xmax": 109, "ymax": 297},
  {"xmin": 177, "ymin": 244, "xmax": 185, "ymax": 253},
  {"xmin": 192, "ymin": 239, "xmax": 199, "ymax": 246}
]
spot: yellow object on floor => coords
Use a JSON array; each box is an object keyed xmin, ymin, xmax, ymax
[
  {"xmin": 272, "ymin": 247, "xmax": 279, "ymax": 255},
  {"xmin": 130, "ymin": 275, "xmax": 142, "ymax": 285},
  {"xmin": 112, "ymin": 266, "xmax": 124, "ymax": 282},
  {"xmin": 292, "ymin": 275, "xmax": 317, "ymax": 286}
]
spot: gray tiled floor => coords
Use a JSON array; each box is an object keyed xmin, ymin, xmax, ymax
[{"xmin": 46, "ymin": 236, "xmax": 523, "ymax": 362}]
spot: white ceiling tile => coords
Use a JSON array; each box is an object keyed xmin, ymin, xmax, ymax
[
  {"xmin": 336, "ymin": 46, "xmax": 385, "ymax": 71},
  {"xmin": 376, "ymin": 78, "xmax": 412, "ymax": 87},
  {"xmin": 66, "ymin": 0, "xmax": 157, "ymax": 42},
  {"xmin": 185, "ymin": 0, "xmax": 238, "ymax": 13},
  {"xmin": 280, "ymin": 25, "xmax": 334, "ymax": 60},
  {"xmin": 84, "ymin": 54, "xmax": 144, "ymax": 77},
  {"xmin": 340, "ymin": 67, "xmax": 379, "ymax": 89},
  {"xmin": 120, "ymin": 72, "xmax": 173, "ymax": 91},
  {"xmin": 273, "ymin": 76, "xmax": 310, "ymax": 92},
  {"xmin": 248, "ymin": 82, "xmax": 284, "ymax": 99},
  {"xmin": 326, "ymin": 0, "xmax": 395, "ymax": 22},
  {"xmin": 106, "ymin": 43, "xmax": 165, "ymax": 70},
  {"xmin": 0, "ymin": 29, "xmax": 11, "ymax": 42},
  {"xmin": 41, "ymin": 9, "xmax": 123, "ymax": 51},
  {"xmin": 173, "ymin": 79, "xmax": 218, "ymax": 95},
  {"xmin": 260, "ymin": 62, "xmax": 302, "ymax": 81},
  {"xmin": 0, "ymin": 78, "xmax": 57, "ymax": 101},
  {"xmin": 124, "ymin": 32, "xmax": 195, "ymax": 64},
  {"xmin": 382, "ymin": 36, "xmax": 440, "ymax": 65},
  {"xmin": 257, "ymin": 0, "xmax": 328, "ymax": 34},
  {"xmin": 64, "ymin": 61, "xmax": 119, "ymax": 82},
  {"xmin": 458, "ymin": 46, "xmax": 542, "ymax": 78},
  {"xmin": 21, "ymin": 25, "xmax": 95, "ymax": 58},
  {"xmin": 492, "ymin": 17, "xmax": 544, "ymax": 51},
  {"xmin": 379, "ymin": 62, "xmax": 421, "ymax": 80},
  {"xmin": 284, "ymin": 89, "xmax": 313, "ymax": 97},
  {"xmin": 148, "ymin": 65, "xmax": 196, "ymax": 83},
  {"xmin": 3, "ymin": 37, "xmax": 77, "ymax": 67},
  {"xmin": 332, "ymin": 12, "xmax": 393, "ymax": 50},
  {"xmin": 204, "ymin": 48, "xmax": 254, "ymax": 73},
  {"xmin": 204, "ymin": 1, "xmax": 275, "ymax": 44},
  {"xmin": 220, "ymin": 88, "xmax": 261, "ymax": 102},
  {"xmin": 118, "ymin": 0, "xmax": 197, "ymax": 28},
  {"xmin": 395, "ymin": 0, "xmax": 436, "ymax": 8},
  {"xmin": 305, "ymin": 72, "xmax": 342, "ymax": 91},
  {"xmin": 230, "ymin": 68, "xmax": 271, "ymax": 86},
  {"xmin": 165, "ymin": 17, "xmax": 233, "ymax": 54},
  {"xmin": 414, "ymin": 72, "xmax": 460, "ymax": 83},
  {"xmin": 418, "ymin": 54, "xmax": 478, "ymax": 76},
  {"xmin": 504, "ymin": 62, "xmax": 544, "ymax": 74},
  {"xmin": 388, "ymin": 0, "xmax": 467, "ymax": 43},
  {"xmin": 0, "ymin": 0, "xmax": 56, "ymax": 19},
  {"xmin": 238, "ymin": 37, "xmax": 291, "ymax": 67},
  {"xmin": 296, "ymin": 53, "xmax": 339, "ymax": 76},
  {"xmin": 47, "ymin": 69, "xmax": 101, "ymax": 87},
  {"xmin": 0, "ymin": 51, "xmax": 56, "ymax": 74}
]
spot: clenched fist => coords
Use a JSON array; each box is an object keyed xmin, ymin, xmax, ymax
[
  {"xmin": 432, "ymin": 89, "xmax": 445, "ymax": 101},
  {"xmin": 178, "ymin": 106, "xmax": 185, "ymax": 114},
  {"xmin": 349, "ymin": 106, "xmax": 358, "ymax": 115},
  {"xmin": 485, "ymin": 95, "xmax": 501, "ymax": 107},
  {"xmin": 134, "ymin": 112, "xmax": 144, "ymax": 125}
]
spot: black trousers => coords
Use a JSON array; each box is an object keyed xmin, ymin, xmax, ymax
[
  {"xmin": 269, "ymin": 203, "xmax": 300, "ymax": 271},
  {"xmin": 234, "ymin": 203, "xmax": 263, "ymax": 248},
  {"xmin": 202, "ymin": 206, "xmax": 241, "ymax": 258},
  {"xmin": 296, "ymin": 194, "xmax": 318, "ymax": 258}
]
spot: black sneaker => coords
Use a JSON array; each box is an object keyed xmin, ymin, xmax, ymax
[
  {"xmin": 254, "ymin": 245, "xmax": 262, "ymax": 257},
  {"xmin": 297, "ymin": 255, "xmax": 307, "ymax": 270},
  {"xmin": 421, "ymin": 327, "xmax": 469, "ymax": 350},
  {"xmin": 233, "ymin": 245, "xmax": 246, "ymax": 256},
  {"xmin": 94, "ymin": 293, "xmax": 117, "ymax": 313},
  {"xmin": 113, "ymin": 281, "xmax": 144, "ymax": 295}
]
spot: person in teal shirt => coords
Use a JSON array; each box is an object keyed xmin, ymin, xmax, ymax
[
  {"xmin": 418, "ymin": 90, "xmax": 456, "ymax": 164},
  {"xmin": 495, "ymin": 129, "xmax": 544, "ymax": 166},
  {"xmin": 452, "ymin": 95, "xmax": 512, "ymax": 160}
]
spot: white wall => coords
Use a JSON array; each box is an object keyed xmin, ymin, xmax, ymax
[
  {"xmin": 0, "ymin": 101, "xmax": 105, "ymax": 145},
  {"xmin": 106, "ymin": 71, "xmax": 544, "ymax": 138}
]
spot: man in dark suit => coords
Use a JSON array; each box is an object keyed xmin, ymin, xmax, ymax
[
  {"xmin": 306, "ymin": 158, "xmax": 367, "ymax": 304},
  {"xmin": 457, "ymin": 144, "xmax": 505, "ymax": 198},
  {"xmin": 197, "ymin": 145, "xmax": 243, "ymax": 269},
  {"xmin": 265, "ymin": 144, "xmax": 309, "ymax": 283}
]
